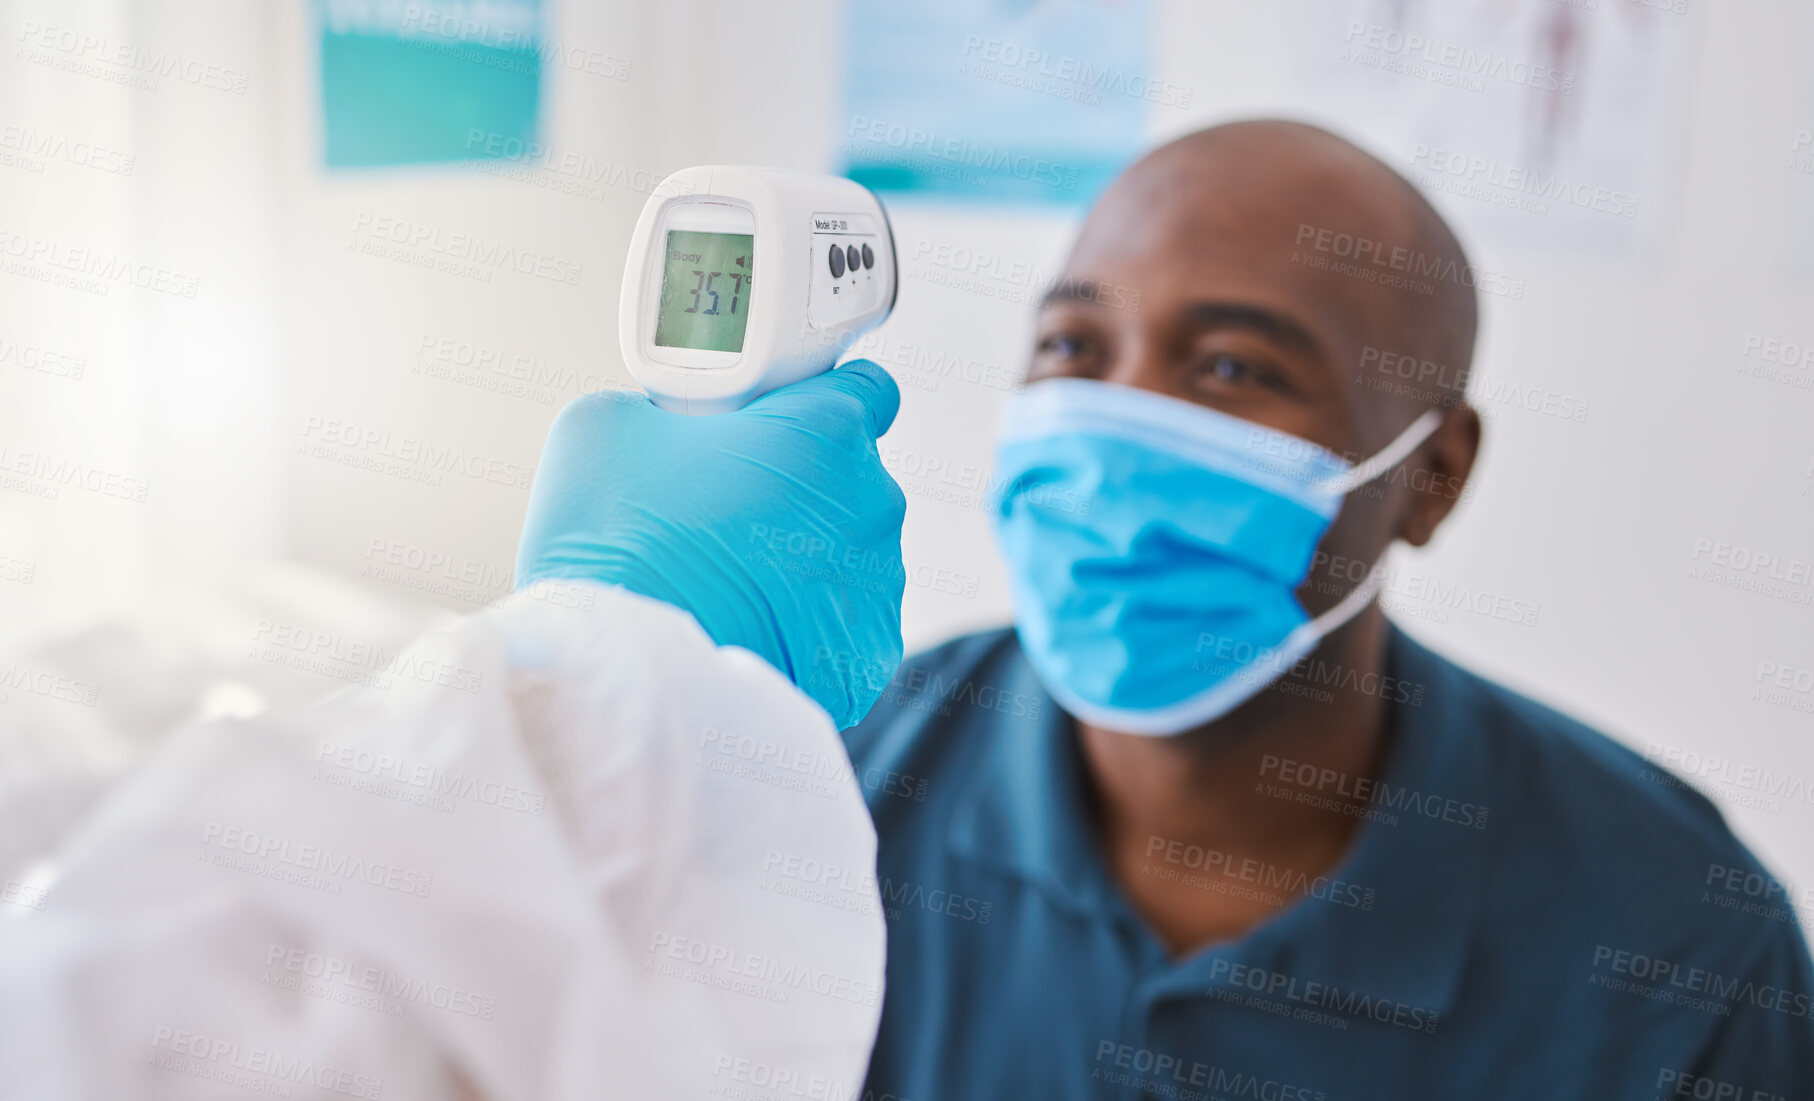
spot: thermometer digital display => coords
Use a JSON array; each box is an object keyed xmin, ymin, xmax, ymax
[{"xmin": 653, "ymin": 230, "xmax": 754, "ymax": 354}]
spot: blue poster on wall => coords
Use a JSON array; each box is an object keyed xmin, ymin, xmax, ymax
[
  {"xmin": 842, "ymin": 0, "xmax": 1164, "ymax": 206},
  {"xmin": 318, "ymin": 0, "xmax": 542, "ymax": 169}
]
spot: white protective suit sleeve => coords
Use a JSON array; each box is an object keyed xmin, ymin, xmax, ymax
[{"xmin": 0, "ymin": 582, "xmax": 887, "ymax": 1100}]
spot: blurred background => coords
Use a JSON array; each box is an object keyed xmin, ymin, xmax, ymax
[{"xmin": 1, "ymin": 0, "xmax": 1810, "ymax": 892}]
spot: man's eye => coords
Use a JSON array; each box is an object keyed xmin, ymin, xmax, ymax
[
  {"xmin": 1197, "ymin": 353, "xmax": 1258, "ymax": 385},
  {"xmin": 1036, "ymin": 334, "xmax": 1088, "ymax": 359}
]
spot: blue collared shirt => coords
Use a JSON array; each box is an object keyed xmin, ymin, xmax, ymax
[{"xmin": 842, "ymin": 625, "xmax": 1814, "ymax": 1100}]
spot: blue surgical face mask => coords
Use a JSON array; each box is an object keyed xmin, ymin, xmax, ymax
[{"xmin": 991, "ymin": 378, "xmax": 1442, "ymax": 736}]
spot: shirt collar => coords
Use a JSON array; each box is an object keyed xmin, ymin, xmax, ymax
[{"xmin": 947, "ymin": 624, "xmax": 1491, "ymax": 1018}]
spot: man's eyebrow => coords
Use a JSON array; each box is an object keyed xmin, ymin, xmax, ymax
[
  {"xmin": 1036, "ymin": 284, "xmax": 1328, "ymax": 362},
  {"xmin": 1037, "ymin": 283, "xmax": 1323, "ymax": 355},
  {"xmin": 1184, "ymin": 302, "xmax": 1324, "ymax": 358}
]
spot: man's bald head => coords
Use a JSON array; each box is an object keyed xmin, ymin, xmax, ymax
[{"xmin": 1069, "ymin": 119, "xmax": 1478, "ymax": 415}]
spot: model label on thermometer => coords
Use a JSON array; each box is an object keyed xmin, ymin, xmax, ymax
[{"xmin": 655, "ymin": 229, "xmax": 754, "ymax": 353}]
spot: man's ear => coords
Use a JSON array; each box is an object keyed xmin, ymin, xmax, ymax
[{"xmin": 1399, "ymin": 404, "xmax": 1481, "ymax": 547}]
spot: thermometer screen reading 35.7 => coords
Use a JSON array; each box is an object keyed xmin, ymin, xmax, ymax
[{"xmin": 654, "ymin": 229, "xmax": 755, "ymax": 353}]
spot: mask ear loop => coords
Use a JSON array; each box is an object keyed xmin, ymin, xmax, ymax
[
  {"xmin": 1318, "ymin": 408, "xmax": 1445, "ymax": 497},
  {"xmin": 1298, "ymin": 407, "xmax": 1448, "ymax": 640}
]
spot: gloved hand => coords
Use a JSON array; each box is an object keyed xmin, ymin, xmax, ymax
[{"xmin": 516, "ymin": 360, "xmax": 907, "ymax": 729}]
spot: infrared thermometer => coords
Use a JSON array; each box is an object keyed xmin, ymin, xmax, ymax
[{"xmin": 619, "ymin": 165, "xmax": 898, "ymax": 415}]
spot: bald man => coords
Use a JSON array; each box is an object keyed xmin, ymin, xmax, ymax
[{"xmin": 841, "ymin": 122, "xmax": 1814, "ymax": 1098}]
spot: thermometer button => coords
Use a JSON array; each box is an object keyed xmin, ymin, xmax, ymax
[{"xmin": 829, "ymin": 243, "xmax": 846, "ymax": 278}]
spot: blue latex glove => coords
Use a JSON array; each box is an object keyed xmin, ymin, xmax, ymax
[{"xmin": 516, "ymin": 360, "xmax": 907, "ymax": 729}]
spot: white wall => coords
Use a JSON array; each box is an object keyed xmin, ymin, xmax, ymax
[{"xmin": 0, "ymin": 0, "xmax": 290, "ymax": 643}]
